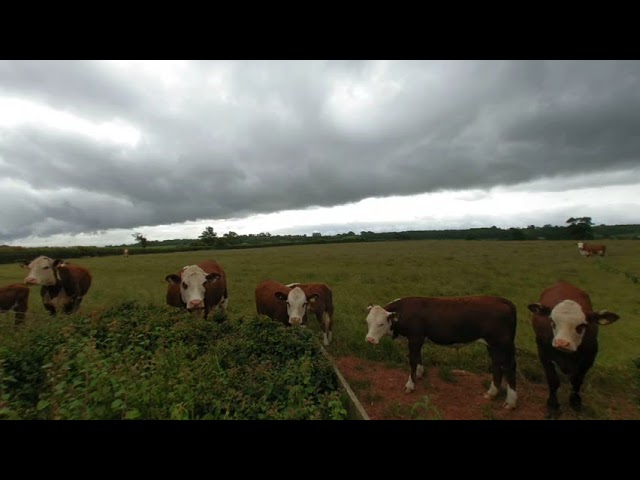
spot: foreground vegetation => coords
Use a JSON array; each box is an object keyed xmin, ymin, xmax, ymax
[
  {"xmin": 0, "ymin": 302, "xmax": 347, "ymax": 420},
  {"xmin": 1, "ymin": 239, "xmax": 638, "ymax": 419}
]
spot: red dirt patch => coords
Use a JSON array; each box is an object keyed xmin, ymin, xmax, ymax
[{"xmin": 334, "ymin": 355, "xmax": 639, "ymax": 420}]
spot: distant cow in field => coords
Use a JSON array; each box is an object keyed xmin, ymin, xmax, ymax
[
  {"xmin": 365, "ymin": 295, "xmax": 518, "ymax": 410},
  {"xmin": 287, "ymin": 282, "xmax": 334, "ymax": 346},
  {"xmin": 527, "ymin": 281, "xmax": 620, "ymax": 419},
  {"xmin": 255, "ymin": 280, "xmax": 319, "ymax": 327},
  {"xmin": 20, "ymin": 256, "xmax": 92, "ymax": 316},
  {"xmin": 164, "ymin": 259, "xmax": 228, "ymax": 321},
  {"xmin": 577, "ymin": 242, "xmax": 606, "ymax": 257},
  {"xmin": 123, "ymin": 248, "xmax": 129, "ymax": 258},
  {"xmin": 0, "ymin": 283, "xmax": 30, "ymax": 325}
]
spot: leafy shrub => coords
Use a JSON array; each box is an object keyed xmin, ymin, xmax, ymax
[{"xmin": 0, "ymin": 302, "xmax": 348, "ymax": 420}]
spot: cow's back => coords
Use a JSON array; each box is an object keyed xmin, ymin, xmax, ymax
[
  {"xmin": 294, "ymin": 283, "xmax": 334, "ymax": 317},
  {"xmin": 386, "ymin": 296, "xmax": 517, "ymax": 344},
  {"xmin": 255, "ymin": 280, "xmax": 290, "ymax": 324}
]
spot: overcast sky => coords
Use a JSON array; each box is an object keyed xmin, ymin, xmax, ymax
[{"xmin": 1, "ymin": 60, "xmax": 639, "ymax": 247}]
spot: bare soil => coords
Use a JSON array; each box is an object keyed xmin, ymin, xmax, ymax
[{"xmin": 334, "ymin": 355, "xmax": 639, "ymax": 420}]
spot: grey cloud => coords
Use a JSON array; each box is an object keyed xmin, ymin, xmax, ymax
[{"xmin": 1, "ymin": 60, "xmax": 639, "ymax": 243}]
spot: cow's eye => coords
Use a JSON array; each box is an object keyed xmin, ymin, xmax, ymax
[
  {"xmin": 378, "ymin": 323, "xmax": 384, "ymax": 327},
  {"xmin": 303, "ymin": 302, "xmax": 308, "ymax": 307},
  {"xmin": 550, "ymin": 320, "xmax": 556, "ymax": 329},
  {"xmin": 182, "ymin": 282, "xmax": 188, "ymax": 289},
  {"xmin": 286, "ymin": 302, "xmax": 290, "ymax": 306},
  {"xmin": 576, "ymin": 324, "xmax": 587, "ymax": 334},
  {"xmin": 43, "ymin": 266, "xmax": 50, "ymax": 270}
]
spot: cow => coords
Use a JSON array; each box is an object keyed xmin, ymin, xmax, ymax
[
  {"xmin": 527, "ymin": 281, "xmax": 620, "ymax": 419},
  {"xmin": 365, "ymin": 296, "xmax": 518, "ymax": 410},
  {"xmin": 123, "ymin": 248, "xmax": 129, "ymax": 258},
  {"xmin": 577, "ymin": 242, "xmax": 606, "ymax": 257},
  {"xmin": 0, "ymin": 283, "xmax": 30, "ymax": 325},
  {"xmin": 164, "ymin": 259, "xmax": 228, "ymax": 321},
  {"xmin": 286, "ymin": 282, "xmax": 334, "ymax": 346},
  {"xmin": 255, "ymin": 279, "xmax": 319, "ymax": 327},
  {"xmin": 20, "ymin": 256, "xmax": 92, "ymax": 316}
]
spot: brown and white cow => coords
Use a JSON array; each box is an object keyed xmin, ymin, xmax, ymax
[
  {"xmin": 286, "ymin": 282, "xmax": 334, "ymax": 346},
  {"xmin": 164, "ymin": 259, "xmax": 228, "ymax": 321},
  {"xmin": 0, "ymin": 283, "xmax": 30, "ymax": 325},
  {"xmin": 365, "ymin": 296, "xmax": 518, "ymax": 409},
  {"xmin": 255, "ymin": 279, "xmax": 319, "ymax": 327},
  {"xmin": 527, "ymin": 281, "xmax": 620, "ymax": 419},
  {"xmin": 577, "ymin": 242, "xmax": 606, "ymax": 257},
  {"xmin": 20, "ymin": 256, "xmax": 92, "ymax": 316},
  {"xmin": 123, "ymin": 248, "xmax": 129, "ymax": 258}
]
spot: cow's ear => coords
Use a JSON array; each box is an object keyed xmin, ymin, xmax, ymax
[
  {"xmin": 18, "ymin": 260, "xmax": 29, "ymax": 268},
  {"xmin": 528, "ymin": 303, "xmax": 551, "ymax": 316},
  {"xmin": 307, "ymin": 293, "xmax": 320, "ymax": 303},
  {"xmin": 53, "ymin": 259, "xmax": 65, "ymax": 268},
  {"xmin": 165, "ymin": 274, "xmax": 181, "ymax": 284},
  {"xmin": 588, "ymin": 310, "xmax": 620, "ymax": 326},
  {"xmin": 387, "ymin": 312, "xmax": 399, "ymax": 323},
  {"xmin": 275, "ymin": 291, "xmax": 288, "ymax": 301},
  {"xmin": 206, "ymin": 273, "xmax": 221, "ymax": 283},
  {"xmin": 367, "ymin": 304, "xmax": 373, "ymax": 311}
]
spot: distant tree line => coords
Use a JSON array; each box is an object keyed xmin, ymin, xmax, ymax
[{"xmin": 0, "ymin": 218, "xmax": 638, "ymax": 265}]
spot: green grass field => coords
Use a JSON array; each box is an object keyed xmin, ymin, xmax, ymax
[{"xmin": 1, "ymin": 239, "xmax": 639, "ymax": 418}]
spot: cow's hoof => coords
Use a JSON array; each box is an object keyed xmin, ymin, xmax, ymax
[
  {"xmin": 503, "ymin": 402, "xmax": 516, "ymax": 410},
  {"xmin": 569, "ymin": 393, "xmax": 582, "ymax": 412}
]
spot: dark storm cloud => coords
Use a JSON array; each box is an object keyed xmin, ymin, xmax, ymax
[{"xmin": 1, "ymin": 60, "xmax": 639, "ymax": 242}]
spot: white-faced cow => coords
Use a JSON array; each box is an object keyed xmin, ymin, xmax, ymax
[
  {"xmin": 123, "ymin": 248, "xmax": 129, "ymax": 258},
  {"xmin": 255, "ymin": 280, "xmax": 319, "ymax": 327},
  {"xmin": 577, "ymin": 242, "xmax": 606, "ymax": 257},
  {"xmin": 527, "ymin": 281, "xmax": 620, "ymax": 419},
  {"xmin": 20, "ymin": 256, "xmax": 92, "ymax": 316},
  {"xmin": 287, "ymin": 282, "xmax": 334, "ymax": 346},
  {"xmin": 0, "ymin": 283, "xmax": 30, "ymax": 325},
  {"xmin": 365, "ymin": 296, "xmax": 518, "ymax": 410},
  {"xmin": 164, "ymin": 259, "xmax": 228, "ymax": 321}
]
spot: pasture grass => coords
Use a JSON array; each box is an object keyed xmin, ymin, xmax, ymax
[{"xmin": 1, "ymin": 239, "xmax": 639, "ymax": 419}]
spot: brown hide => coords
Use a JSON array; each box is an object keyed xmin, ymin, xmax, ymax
[
  {"xmin": 255, "ymin": 279, "xmax": 292, "ymax": 325},
  {"xmin": 0, "ymin": 283, "xmax": 30, "ymax": 324}
]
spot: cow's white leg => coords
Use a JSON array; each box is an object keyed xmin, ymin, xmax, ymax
[
  {"xmin": 322, "ymin": 312, "xmax": 331, "ymax": 345},
  {"xmin": 416, "ymin": 364, "xmax": 424, "ymax": 379},
  {"xmin": 404, "ymin": 375, "xmax": 416, "ymax": 393},
  {"xmin": 328, "ymin": 331, "xmax": 332, "ymax": 343},
  {"xmin": 483, "ymin": 381, "xmax": 499, "ymax": 400},
  {"xmin": 323, "ymin": 332, "xmax": 329, "ymax": 346},
  {"xmin": 503, "ymin": 386, "xmax": 517, "ymax": 410}
]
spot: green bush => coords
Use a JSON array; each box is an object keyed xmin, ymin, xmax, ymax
[{"xmin": 0, "ymin": 302, "xmax": 348, "ymax": 420}]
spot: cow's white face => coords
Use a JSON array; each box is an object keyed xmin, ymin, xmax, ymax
[
  {"xmin": 528, "ymin": 299, "xmax": 620, "ymax": 352},
  {"xmin": 21, "ymin": 256, "xmax": 60, "ymax": 286},
  {"xmin": 365, "ymin": 304, "xmax": 397, "ymax": 344},
  {"xmin": 166, "ymin": 265, "xmax": 221, "ymax": 311},
  {"xmin": 577, "ymin": 242, "xmax": 584, "ymax": 249},
  {"xmin": 275, "ymin": 286, "xmax": 315, "ymax": 325},
  {"xmin": 548, "ymin": 300, "xmax": 588, "ymax": 352}
]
